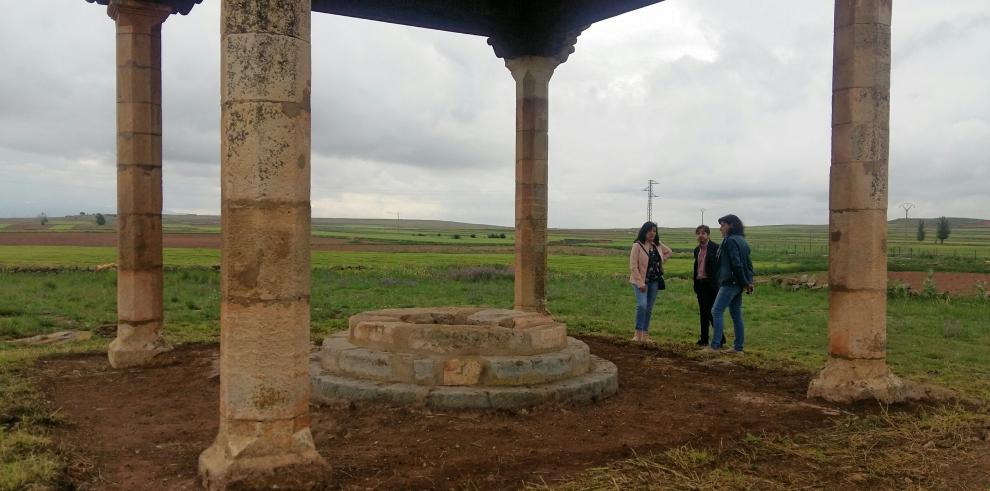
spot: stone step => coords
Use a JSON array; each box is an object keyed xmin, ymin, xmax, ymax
[
  {"xmin": 311, "ymin": 354, "xmax": 618, "ymax": 409},
  {"xmin": 319, "ymin": 332, "xmax": 591, "ymax": 387},
  {"xmin": 347, "ymin": 308, "xmax": 568, "ymax": 356}
]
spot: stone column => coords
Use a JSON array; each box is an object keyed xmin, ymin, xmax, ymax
[
  {"xmin": 199, "ymin": 0, "xmax": 324, "ymax": 488},
  {"xmin": 107, "ymin": 0, "xmax": 173, "ymax": 369},
  {"xmin": 506, "ymin": 57, "xmax": 560, "ymax": 313},
  {"xmin": 808, "ymin": 0, "xmax": 905, "ymax": 403}
]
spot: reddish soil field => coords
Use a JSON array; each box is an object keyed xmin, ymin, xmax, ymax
[
  {"xmin": 887, "ymin": 271, "xmax": 989, "ymax": 296},
  {"xmin": 39, "ymin": 338, "xmax": 849, "ymax": 490},
  {"xmin": 0, "ymin": 232, "xmax": 620, "ymax": 256}
]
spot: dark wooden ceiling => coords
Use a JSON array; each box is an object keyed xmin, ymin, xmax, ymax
[{"xmin": 85, "ymin": 0, "xmax": 663, "ymax": 58}]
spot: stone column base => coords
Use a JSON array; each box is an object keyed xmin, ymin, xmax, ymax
[
  {"xmin": 808, "ymin": 358, "xmax": 907, "ymax": 404},
  {"xmin": 199, "ymin": 420, "xmax": 326, "ymax": 490},
  {"xmin": 107, "ymin": 323, "xmax": 172, "ymax": 368}
]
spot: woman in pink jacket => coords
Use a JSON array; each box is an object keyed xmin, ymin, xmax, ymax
[{"xmin": 628, "ymin": 221, "xmax": 672, "ymax": 341}]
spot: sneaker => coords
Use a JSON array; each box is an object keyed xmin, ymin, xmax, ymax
[
  {"xmin": 728, "ymin": 349, "xmax": 744, "ymax": 355},
  {"xmin": 696, "ymin": 339, "xmax": 708, "ymax": 346},
  {"xmin": 700, "ymin": 346, "xmax": 719, "ymax": 353}
]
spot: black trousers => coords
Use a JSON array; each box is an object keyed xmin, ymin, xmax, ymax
[{"xmin": 694, "ymin": 280, "xmax": 720, "ymax": 343}]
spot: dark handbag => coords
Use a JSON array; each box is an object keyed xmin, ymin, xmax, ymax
[{"xmin": 657, "ymin": 276, "xmax": 666, "ymax": 290}]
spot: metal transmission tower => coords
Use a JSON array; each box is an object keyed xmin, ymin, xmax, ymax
[
  {"xmin": 642, "ymin": 179, "xmax": 659, "ymax": 222},
  {"xmin": 699, "ymin": 208, "xmax": 708, "ymax": 226},
  {"xmin": 899, "ymin": 202, "xmax": 915, "ymax": 239}
]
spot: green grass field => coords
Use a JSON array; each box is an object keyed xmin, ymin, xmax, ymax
[{"xmin": 0, "ymin": 219, "xmax": 987, "ymax": 489}]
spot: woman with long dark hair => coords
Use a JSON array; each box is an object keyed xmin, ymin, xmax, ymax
[
  {"xmin": 707, "ymin": 214, "xmax": 755, "ymax": 353},
  {"xmin": 628, "ymin": 221, "xmax": 672, "ymax": 341}
]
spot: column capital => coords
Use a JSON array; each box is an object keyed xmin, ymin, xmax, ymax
[
  {"xmin": 490, "ymin": 25, "xmax": 586, "ymax": 65},
  {"xmin": 506, "ymin": 56, "xmax": 558, "ymax": 82},
  {"xmin": 108, "ymin": 0, "xmax": 172, "ymax": 28}
]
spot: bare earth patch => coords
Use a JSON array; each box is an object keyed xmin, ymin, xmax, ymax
[
  {"xmin": 888, "ymin": 271, "xmax": 990, "ymax": 296},
  {"xmin": 38, "ymin": 338, "xmax": 847, "ymax": 490}
]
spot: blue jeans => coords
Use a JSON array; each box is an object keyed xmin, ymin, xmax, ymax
[
  {"xmin": 632, "ymin": 280, "xmax": 660, "ymax": 332},
  {"xmin": 711, "ymin": 285, "xmax": 745, "ymax": 351}
]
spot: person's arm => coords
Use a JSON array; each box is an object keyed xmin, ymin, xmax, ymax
[
  {"xmin": 726, "ymin": 237, "xmax": 748, "ymax": 287},
  {"xmin": 629, "ymin": 244, "xmax": 645, "ymax": 289},
  {"xmin": 658, "ymin": 241, "xmax": 673, "ymax": 262}
]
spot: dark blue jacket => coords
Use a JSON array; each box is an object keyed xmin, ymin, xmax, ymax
[{"xmin": 716, "ymin": 234, "xmax": 754, "ymax": 287}]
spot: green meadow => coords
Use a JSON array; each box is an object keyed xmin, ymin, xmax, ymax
[{"xmin": 0, "ymin": 218, "xmax": 988, "ymax": 489}]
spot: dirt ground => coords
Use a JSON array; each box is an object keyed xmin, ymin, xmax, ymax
[
  {"xmin": 887, "ymin": 271, "xmax": 989, "ymax": 296},
  {"xmin": 0, "ymin": 232, "xmax": 620, "ymax": 256},
  {"xmin": 38, "ymin": 338, "xmax": 852, "ymax": 490}
]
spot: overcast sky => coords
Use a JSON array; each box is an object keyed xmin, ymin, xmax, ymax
[{"xmin": 0, "ymin": 1, "xmax": 987, "ymax": 228}]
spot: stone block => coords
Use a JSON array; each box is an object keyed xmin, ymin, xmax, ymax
[
  {"xmin": 198, "ymin": 416, "xmax": 324, "ymax": 490},
  {"xmin": 828, "ymin": 210, "xmax": 887, "ymax": 290},
  {"xmin": 319, "ymin": 333, "xmax": 352, "ymax": 372},
  {"xmin": 510, "ymin": 314, "xmax": 555, "ymax": 329},
  {"xmin": 108, "ymin": 321, "xmax": 171, "ymax": 368},
  {"xmin": 413, "ymin": 358, "xmax": 437, "ymax": 384},
  {"xmin": 464, "ymin": 309, "xmax": 523, "ymax": 326},
  {"xmin": 117, "ymin": 165, "xmax": 162, "ymax": 215},
  {"xmin": 827, "ymin": 290, "xmax": 886, "ymax": 359},
  {"xmin": 221, "ymin": 101, "xmax": 311, "ymax": 203},
  {"xmin": 832, "ymin": 23, "xmax": 891, "ymax": 91},
  {"xmin": 442, "ymin": 358, "xmax": 483, "ymax": 385},
  {"xmin": 424, "ymin": 387, "xmax": 491, "ymax": 409},
  {"xmin": 117, "ymin": 215, "xmax": 162, "ymax": 270},
  {"xmin": 516, "ymin": 130, "xmax": 549, "ymax": 161},
  {"xmin": 117, "ymin": 101, "xmax": 162, "ymax": 135},
  {"xmin": 516, "ymin": 97, "xmax": 549, "ymax": 130},
  {"xmin": 116, "ymin": 31, "xmax": 156, "ymax": 68},
  {"xmin": 117, "ymin": 132, "xmax": 162, "ymax": 167},
  {"xmin": 222, "ymin": 33, "xmax": 311, "ymax": 104},
  {"xmin": 526, "ymin": 325, "xmax": 568, "ymax": 351},
  {"xmin": 221, "ymin": 0, "xmax": 312, "ymax": 39},
  {"xmin": 515, "ymin": 159, "xmax": 549, "ymax": 186},
  {"xmin": 348, "ymin": 314, "xmax": 399, "ymax": 330},
  {"xmin": 219, "ymin": 300, "xmax": 312, "ymax": 420},
  {"xmin": 831, "ymin": 122, "xmax": 888, "ymax": 164},
  {"xmin": 834, "ymin": 0, "xmax": 892, "ymax": 28},
  {"xmin": 117, "ymin": 65, "xmax": 160, "ymax": 104},
  {"xmin": 349, "ymin": 321, "xmax": 403, "ymax": 349},
  {"xmin": 337, "ymin": 347, "xmax": 395, "ymax": 380},
  {"xmin": 221, "ymin": 204, "xmax": 310, "ymax": 301},
  {"xmin": 808, "ymin": 357, "xmax": 905, "ymax": 404},
  {"xmin": 117, "ymin": 268, "xmax": 163, "ymax": 322},
  {"xmin": 832, "ymin": 87, "xmax": 888, "ymax": 126},
  {"xmin": 829, "ymin": 160, "xmax": 887, "ymax": 211}
]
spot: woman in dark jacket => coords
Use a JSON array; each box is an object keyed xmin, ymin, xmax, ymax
[{"xmin": 708, "ymin": 214, "xmax": 755, "ymax": 353}]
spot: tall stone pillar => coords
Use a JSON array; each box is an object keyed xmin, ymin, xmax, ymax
[
  {"xmin": 506, "ymin": 57, "xmax": 559, "ymax": 313},
  {"xmin": 199, "ymin": 0, "xmax": 324, "ymax": 488},
  {"xmin": 107, "ymin": 0, "xmax": 173, "ymax": 368},
  {"xmin": 808, "ymin": 0, "xmax": 905, "ymax": 403}
]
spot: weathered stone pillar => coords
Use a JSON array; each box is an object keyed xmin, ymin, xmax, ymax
[
  {"xmin": 506, "ymin": 57, "xmax": 560, "ymax": 313},
  {"xmin": 107, "ymin": 0, "xmax": 173, "ymax": 368},
  {"xmin": 199, "ymin": 0, "xmax": 324, "ymax": 488},
  {"xmin": 809, "ymin": 0, "xmax": 905, "ymax": 403}
]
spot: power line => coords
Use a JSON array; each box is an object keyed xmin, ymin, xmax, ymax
[
  {"xmin": 899, "ymin": 202, "xmax": 915, "ymax": 239},
  {"xmin": 642, "ymin": 179, "xmax": 659, "ymax": 222}
]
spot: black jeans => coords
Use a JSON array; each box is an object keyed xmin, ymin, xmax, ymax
[{"xmin": 694, "ymin": 280, "xmax": 720, "ymax": 343}]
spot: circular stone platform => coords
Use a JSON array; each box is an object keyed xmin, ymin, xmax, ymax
[{"xmin": 310, "ymin": 308, "xmax": 618, "ymax": 409}]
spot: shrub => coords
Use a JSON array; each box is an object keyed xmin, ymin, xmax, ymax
[
  {"xmin": 447, "ymin": 266, "xmax": 513, "ymax": 282},
  {"xmin": 95, "ymin": 213, "xmax": 106, "ymax": 226}
]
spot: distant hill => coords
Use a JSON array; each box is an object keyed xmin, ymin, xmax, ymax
[{"xmin": 888, "ymin": 217, "xmax": 989, "ymax": 230}]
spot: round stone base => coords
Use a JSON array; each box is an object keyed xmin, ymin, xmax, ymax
[
  {"xmin": 808, "ymin": 357, "xmax": 907, "ymax": 404},
  {"xmin": 311, "ymin": 354, "xmax": 618, "ymax": 409}
]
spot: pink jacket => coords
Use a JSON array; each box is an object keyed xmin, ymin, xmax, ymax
[{"xmin": 629, "ymin": 241, "xmax": 672, "ymax": 288}]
